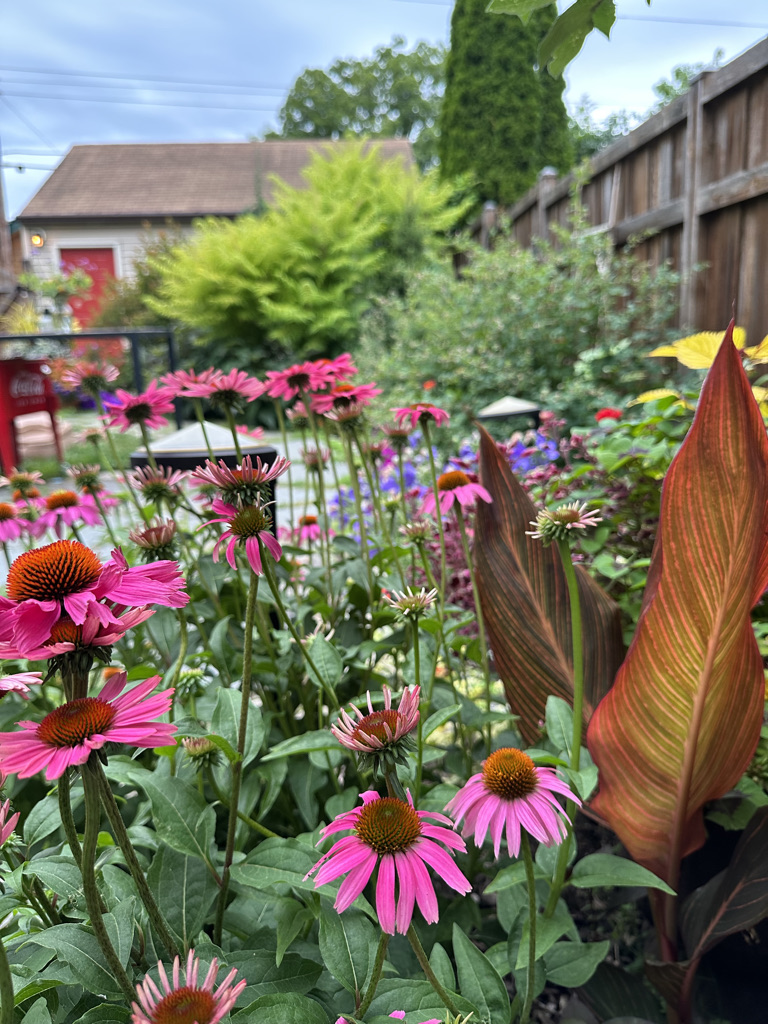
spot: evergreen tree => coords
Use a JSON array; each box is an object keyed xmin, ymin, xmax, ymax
[{"xmin": 439, "ymin": 0, "xmax": 571, "ymax": 205}]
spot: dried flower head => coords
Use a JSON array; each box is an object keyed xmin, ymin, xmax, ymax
[
  {"xmin": 383, "ymin": 587, "xmax": 438, "ymax": 620},
  {"xmin": 131, "ymin": 465, "xmax": 188, "ymax": 506},
  {"xmin": 527, "ymin": 501, "xmax": 603, "ymax": 546}
]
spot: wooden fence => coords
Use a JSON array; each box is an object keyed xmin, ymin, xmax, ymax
[{"xmin": 504, "ymin": 35, "xmax": 768, "ymax": 341}]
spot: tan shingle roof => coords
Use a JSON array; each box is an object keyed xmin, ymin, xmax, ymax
[{"xmin": 18, "ymin": 139, "xmax": 414, "ymax": 221}]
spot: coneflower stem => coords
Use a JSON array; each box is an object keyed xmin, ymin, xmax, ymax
[
  {"xmin": 81, "ymin": 761, "xmax": 134, "ymax": 1001},
  {"xmin": 341, "ymin": 433, "xmax": 375, "ymax": 602},
  {"xmin": 214, "ymin": 567, "xmax": 258, "ymax": 945},
  {"xmin": 357, "ymin": 932, "xmax": 390, "ymax": 1017},
  {"xmin": 92, "ymin": 490, "xmax": 121, "ymax": 548},
  {"xmin": 0, "ymin": 933, "xmax": 15, "ymax": 1024},
  {"xmin": 192, "ymin": 398, "xmax": 216, "ymax": 460},
  {"xmin": 224, "ymin": 407, "xmax": 243, "ymax": 461},
  {"xmin": 273, "ymin": 400, "xmax": 295, "ymax": 530},
  {"xmin": 260, "ymin": 552, "xmax": 340, "ymax": 710},
  {"xmin": 58, "ymin": 771, "xmax": 82, "ymax": 868},
  {"xmin": 95, "ymin": 395, "xmax": 144, "ymax": 518},
  {"xmin": 421, "ymin": 420, "xmax": 447, "ymax": 607},
  {"xmin": 412, "ymin": 618, "xmax": 425, "ymax": 803},
  {"xmin": 455, "ymin": 506, "xmax": 493, "ymax": 755},
  {"xmin": 139, "ymin": 422, "xmax": 158, "ymax": 471},
  {"xmin": 545, "ymin": 540, "xmax": 585, "ymax": 918},
  {"xmin": 520, "ymin": 831, "xmax": 537, "ymax": 1024},
  {"xmin": 94, "ymin": 763, "xmax": 179, "ymax": 958},
  {"xmin": 407, "ymin": 924, "xmax": 461, "ymax": 1016}
]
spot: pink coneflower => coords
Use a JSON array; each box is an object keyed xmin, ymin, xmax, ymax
[
  {"xmin": 102, "ymin": 381, "xmax": 176, "ymax": 432},
  {"xmin": 332, "ymin": 686, "xmax": 420, "ymax": 756},
  {"xmin": 526, "ymin": 501, "xmax": 603, "ymax": 545},
  {"xmin": 131, "ymin": 465, "xmax": 188, "ymax": 506},
  {"xmin": 129, "ymin": 520, "xmax": 178, "ymax": 562},
  {"xmin": 307, "ymin": 790, "xmax": 470, "ymax": 935},
  {"xmin": 191, "ymin": 455, "xmax": 289, "ymax": 507},
  {"xmin": 204, "ymin": 498, "xmax": 282, "ymax": 576},
  {"xmin": 61, "ymin": 361, "xmax": 120, "ymax": 395},
  {"xmin": 67, "ymin": 464, "xmax": 102, "ymax": 497},
  {"xmin": 0, "ymin": 502, "xmax": 27, "ymax": 542},
  {"xmin": 0, "ymin": 469, "xmax": 44, "ymax": 496},
  {"xmin": 131, "ymin": 951, "xmax": 246, "ymax": 1024},
  {"xmin": 324, "ymin": 402, "xmax": 366, "ymax": 429},
  {"xmin": 30, "ymin": 490, "xmax": 102, "ymax": 538},
  {"xmin": 301, "ymin": 448, "xmax": 330, "ymax": 471},
  {"xmin": 159, "ymin": 366, "xmax": 220, "ymax": 397},
  {"xmin": 0, "ymin": 672, "xmax": 40, "ymax": 697},
  {"xmin": 311, "ymin": 381, "xmax": 382, "ymax": 415},
  {"xmin": 0, "ymin": 607, "xmax": 155, "ymax": 663},
  {"xmin": 445, "ymin": 748, "xmax": 579, "ymax": 859},
  {"xmin": 183, "ymin": 368, "xmax": 265, "ymax": 412},
  {"xmin": 264, "ymin": 360, "xmax": 333, "ymax": 401},
  {"xmin": 236, "ymin": 423, "xmax": 265, "ymax": 442},
  {"xmin": 391, "ymin": 404, "xmax": 450, "ymax": 431},
  {"xmin": 295, "ymin": 514, "xmax": 323, "ymax": 544},
  {"xmin": 383, "ymin": 424, "xmax": 412, "ymax": 452},
  {"xmin": 314, "ymin": 353, "xmax": 357, "ymax": 384},
  {"xmin": 421, "ymin": 470, "xmax": 492, "ymax": 517},
  {"xmin": 0, "ymin": 672, "xmax": 176, "ymax": 781},
  {"xmin": 0, "ymin": 799, "xmax": 19, "ymax": 845},
  {"xmin": 0, "ymin": 540, "xmax": 188, "ymax": 652},
  {"xmin": 285, "ymin": 401, "xmax": 310, "ymax": 428}
]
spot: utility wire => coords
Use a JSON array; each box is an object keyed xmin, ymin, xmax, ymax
[
  {"xmin": 0, "ymin": 95, "xmax": 57, "ymax": 148},
  {"xmin": 0, "ymin": 64, "xmax": 288, "ymax": 93},
  {"xmin": 0, "ymin": 76, "xmax": 284, "ymax": 97},
  {"xmin": 0, "ymin": 90, "xmax": 278, "ymax": 112}
]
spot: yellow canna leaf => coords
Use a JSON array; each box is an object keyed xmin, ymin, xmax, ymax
[
  {"xmin": 628, "ymin": 388, "xmax": 683, "ymax": 406},
  {"xmin": 648, "ymin": 327, "xmax": 747, "ymax": 369},
  {"xmin": 744, "ymin": 335, "xmax": 768, "ymax": 363}
]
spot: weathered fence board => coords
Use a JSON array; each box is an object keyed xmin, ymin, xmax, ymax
[{"xmin": 504, "ymin": 36, "xmax": 768, "ymax": 341}]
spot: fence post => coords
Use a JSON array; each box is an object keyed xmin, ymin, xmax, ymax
[
  {"xmin": 537, "ymin": 167, "xmax": 558, "ymax": 241},
  {"xmin": 680, "ymin": 72, "xmax": 709, "ymax": 328}
]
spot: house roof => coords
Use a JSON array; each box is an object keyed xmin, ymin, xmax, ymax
[{"xmin": 17, "ymin": 139, "xmax": 414, "ymax": 222}]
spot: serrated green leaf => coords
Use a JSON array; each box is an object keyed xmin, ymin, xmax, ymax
[
  {"xmin": 318, "ymin": 905, "xmax": 376, "ymax": 996},
  {"xmin": 28, "ymin": 925, "xmax": 125, "ymax": 997}
]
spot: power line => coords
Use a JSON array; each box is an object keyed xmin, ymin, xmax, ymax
[
  {"xmin": 0, "ymin": 95, "xmax": 57, "ymax": 148},
  {"xmin": 0, "ymin": 64, "xmax": 288, "ymax": 94},
  {"xmin": 390, "ymin": 0, "xmax": 768, "ymax": 23},
  {"xmin": 1, "ymin": 162, "xmax": 57, "ymax": 170},
  {"xmin": 0, "ymin": 90, "xmax": 278, "ymax": 113},
  {"xmin": 0, "ymin": 75, "xmax": 285, "ymax": 98}
]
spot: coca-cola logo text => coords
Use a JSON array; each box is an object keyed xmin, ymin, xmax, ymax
[{"xmin": 9, "ymin": 372, "xmax": 45, "ymax": 399}]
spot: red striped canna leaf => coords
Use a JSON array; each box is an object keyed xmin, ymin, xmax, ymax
[
  {"xmin": 474, "ymin": 425, "xmax": 624, "ymax": 743},
  {"xmin": 587, "ymin": 322, "xmax": 768, "ymax": 885}
]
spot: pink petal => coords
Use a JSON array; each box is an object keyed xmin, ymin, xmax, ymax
[{"xmin": 375, "ymin": 854, "xmax": 396, "ymax": 934}]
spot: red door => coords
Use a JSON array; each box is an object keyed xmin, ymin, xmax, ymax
[{"xmin": 59, "ymin": 248, "xmax": 116, "ymax": 327}]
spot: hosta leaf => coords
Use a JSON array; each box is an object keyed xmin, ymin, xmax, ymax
[
  {"xmin": 474, "ymin": 424, "xmax": 623, "ymax": 742},
  {"xmin": 588, "ymin": 323, "xmax": 768, "ymax": 884}
]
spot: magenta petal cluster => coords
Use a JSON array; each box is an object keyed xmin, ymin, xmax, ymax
[
  {"xmin": 0, "ymin": 672, "xmax": 40, "ymax": 697},
  {"xmin": 336, "ymin": 1014, "xmax": 439, "ymax": 1024},
  {"xmin": 331, "ymin": 685, "xmax": 420, "ymax": 754},
  {"xmin": 446, "ymin": 748, "xmax": 579, "ymax": 858},
  {"xmin": 0, "ymin": 673, "xmax": 176, "ymax": 781},
  {"xmin": 205, "ymin": 498, "xmax": 282, "ymax": 575},
  {"xmin": 0, "ymin": 540, "xmax": 187, "ymax": 656},
  {"xmin": 0, "ymin": 502, "xmax": 27, "ymax": 542},
  {"xmin": 392, "ymin": 403, "xmax": 450, "ymax": 430},
  {"xmin": 307, "ymin": 790, "xmax": 470, "ymax": 935},
  {"xmin": 0, "ymin": 799, "xmax": 19, "ymax": 845},
  {"xmin": 421, "ymin": 470, "xmax": 492, "ymax": 517},
  {"xmin": 30, "ymin": 491, "xmax": 102, "ymax": 538},
  {"xmin": 131, "ymin": 950, "xmax": 247, "ymax": 1024},
  {"xmin": 183, "ymin": 367, "xmax": 265, "ymax": 404},
  {"xmin": 102, "ymin": 380, "xmax": 176, "ymax": 432}
]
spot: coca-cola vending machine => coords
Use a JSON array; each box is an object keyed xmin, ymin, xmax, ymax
[{"xmin": 0, "ymin": 359, "xmax": 63, "ymax": 472}]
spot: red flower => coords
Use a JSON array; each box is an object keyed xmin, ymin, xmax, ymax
[{"xmin": 595, "ymin": 408, "xmax": 622, "ymax": 422}]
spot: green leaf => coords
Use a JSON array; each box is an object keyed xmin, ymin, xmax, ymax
[
  {"xmin": 276, "ymin": 899, "xmax": 314, "ymax": 967},
  {"xmin": 232, "ymin": 992, "xmax": 329, "ymax": 1024},
  {"xmin": 211, "ymin": 686, "xmax": 265, "ymax": 767},
  {"xmin": 545, "ymin": 696, "xmax": 573, "ymax": 758},
  {"xmin": 318, "ymin": 905, "xmax": 376, "ymax": 996},
  {"xmin": 367, "ymin": 978, "xmax": 474, "ymax": 1019},
  {"xmin": 544, "ymin": 940, "xmax": 610, "ymax": 986},
  {"xmin": 516, "ymin": 902, "xmax": 576, "ymax": 968},
  {"xmin": 422, "ymin": 704, "xmax": 462, "ymax": 740},
  {"xmin": 485, "ymin": 860, "xmax": 546, "ymax": 894},
  {"xmin": 128, "ymin": 771, "xmax": 215, "ymax": 864},
  {"xmin": 17, "ymin": 998, "xmax": 51, "ymax": 1024},
  {"xmin": 589, "ymin": 325, "xmax": 768, "ymax": 887},
  {"xmin": 26, "ymin": 857, "xmax": 84, "ymax": 902},
  {"xmin": 24, "ymin": 789, "xmax": 82, "ymax": 847},
  {"xmin": 78, "ymin": 1008, "xmax": 132, "ymax": 1023},
  {"xmin": 429, "ymin": 941, "xmax": 456, "ymax": 992},
  {"xmin": 28, "ymin": 925, "xmax": 125, "ymax": 997},
  {"xmin": 146, "ymin": 846, "xmax": 218, "ymax": 948},
  {"xmin": 570, "ymin": 854, "xmax": 675, "ymax": 894},
  {"xmin": 226, "ymin": 947, "xmax": 322, "ymax": 1000},
  {"xmin": 306, "ymin": 635, "xmax": 343, "ymax": 693},
  {"xmin": 453, "ymin": 923, "xmax": 511, "ymax": 1024},
  {"xmin": 540, "ymin": 0, "xmax": 617, "ymax": 76},
  {"xmin": 262, "ymin": 729, "xmax": 338, "ymax": 762},
  {"xmin": 231, "ymin": 838, "xmax": 319, "ymax": 894},
  {"xmin": 104, "ymin": 898, "xmax": 136, "ymax": 969},
  {"xmin": 487, "ymin": 0, "xmax": 553, "ymax": 16}
]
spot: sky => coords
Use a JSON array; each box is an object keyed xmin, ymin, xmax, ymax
[{"xmin": 2, "ymin": 0, "xmax": 768, "ymax": 219}]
